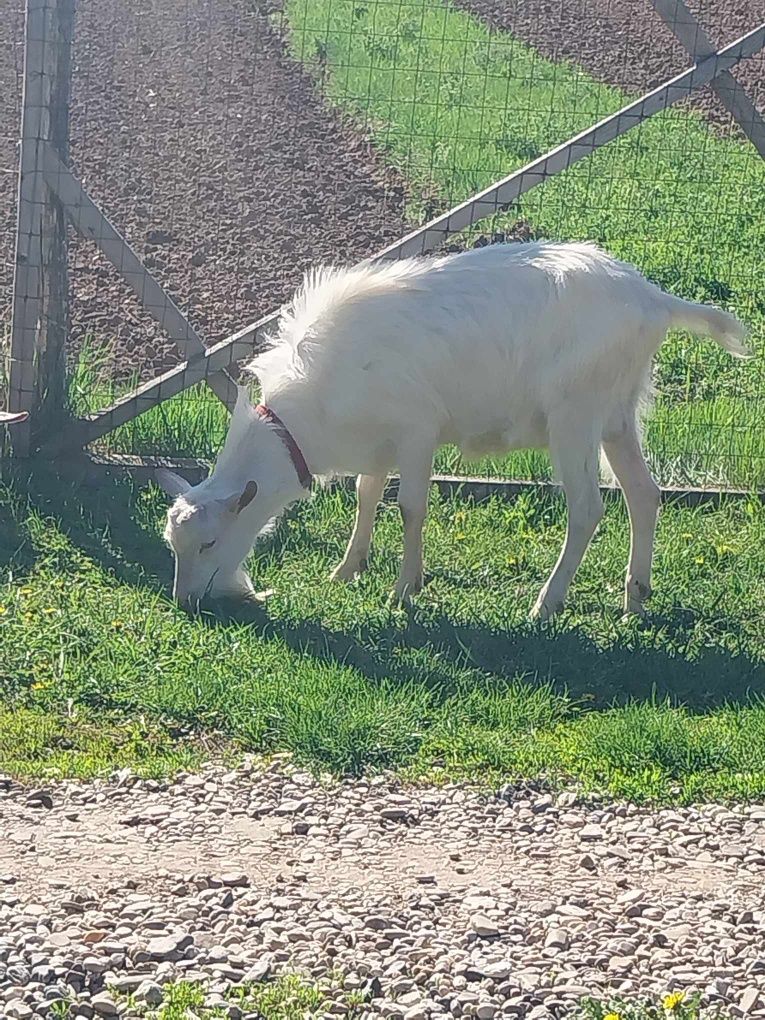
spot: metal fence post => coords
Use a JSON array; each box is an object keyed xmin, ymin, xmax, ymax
[{"xmin": 7, "ymin": 0, "xmax": 74, "ymax": 456}]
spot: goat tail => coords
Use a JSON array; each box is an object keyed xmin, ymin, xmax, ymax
[{"xmin": 663, "ymin": 294, "xmax": 751, "ymax": 359}]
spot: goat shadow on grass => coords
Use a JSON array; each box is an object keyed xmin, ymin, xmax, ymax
[
  {"xmin": 4, "ymin": 464, "xmax": 763, "ymax": 715},
  {"xmin": 200, "ymin": 595, "xmax": 765, "ymax": 714},
  {"xmin": 0, "ymin": 463, "xmax": 172, "ymax": 587}
]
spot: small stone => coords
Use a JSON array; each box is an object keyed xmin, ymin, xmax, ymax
[
  {"xmin": 108, "ymin": 976, "xmax": 145, "ymax": 994},
  {"xmin": 579, "ymin": 823, "xmax": 604, "ymax": 841},
  {"xmin": 578, "ymin": 853, "xmax": 597, "ymax": 870},
  {"xmin": 147, "ymin": 932, "xmax": 193, "ymax": 960},
  {"xmin": 135, "ymin": 981, "xmax": 163, "ymax": 1006},
  {"xmin": 617, "ymin": 889, "xmax": 645, "ymax": 906},
  {"xmin": 556, "ymin": 903, "xmax": 590, "ymax": 919},
  {"xmin": 398, "ymin": 990, "xmax": 422, "ymax": 1007},
  {"xmin": 90, "ymin": 995, "xmax": 119, "ymax": 1017},
  {"xmin": 544, "ymin": 928, "xmax": 569, "ymax": 950},
  {"xmin": 381, "ymin": 807, "xmax": 408, "ymax": 821},
  {"xmin": 83, "ymin": 956, "xmax": 109, "ymax": 973},
  {"xmin": 26, "ymin": 789, "xmax": 54, "ymax": 809},
  {"xmin": 471, "ymin": 913, "xmax": 500, "ymax": 937},
  {"xmin": 531, "ymin": 795, "xmax": 553, "ymax": 813},
  {"xmin": 403, "ymin": 1006, "xmax": 427, "ymax": 1020},
  {"xmin": 471, "ymin": 961, "xmax": 511, "ymax": 980},
  {"xmin": 5, "ymin": 1001, "xmax": 34, "ymax": 1020},
  {"xmin": 220, "ymin": 872, "xmax": 249, "ymax": 888},
  {"xmin": 608, "ymin": 955, "xmax": 634, "ymax": 973},
  {"xmin": 740, "ymin": 987, "xmax": 762, "ymax": 1013}
]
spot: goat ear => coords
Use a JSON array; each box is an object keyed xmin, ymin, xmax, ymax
[
  {"xmin": 234, "ymin": 480, "xmax": 258, "ymax": 514},
  {"xmin": 155, "ymin": 468, "xmax": 192, "ymax": 497}
]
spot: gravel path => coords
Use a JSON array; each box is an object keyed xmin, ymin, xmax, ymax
[{"xmin": 3, "ymin": 761, "xmax": 765, "ymax": 1018}]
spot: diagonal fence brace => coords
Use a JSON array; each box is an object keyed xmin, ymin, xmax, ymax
[
  {"xmin": 651, "ymin": 0, "xmax": 765, "ymax": 158},
  {"xmin": 41, "ymin": 145, "xmax": 239, "ymax": 410}
]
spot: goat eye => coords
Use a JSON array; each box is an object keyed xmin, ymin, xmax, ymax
[{"xmin": 199, "ymin": 540, "xmax": 216, "ymax": 553}]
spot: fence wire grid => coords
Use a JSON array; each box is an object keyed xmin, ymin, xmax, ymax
[{"xmin": 2, "ymin": 0, "xmax": 765, "ymax": 489}]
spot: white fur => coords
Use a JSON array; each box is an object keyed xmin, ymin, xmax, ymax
[{"xmin": 159, "ymin": 241, "xmax": 749, "ymax": 614}]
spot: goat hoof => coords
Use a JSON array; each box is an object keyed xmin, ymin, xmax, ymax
[
  {"xmin": 330, "ymin": 558, "xmax": 368, "ymax": 583},
  {"xmin": 389, "ymin": 577, "xmax": 423, "ymax": 607},
  {"xmin": 621, "ymin": 603, "xmax": 648, "ymax": 623},
  {"xmin": 530, "ymin": 598, "xmax": 562, "ymax": 622}
]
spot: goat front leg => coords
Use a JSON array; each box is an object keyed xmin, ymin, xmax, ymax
[
  {"xmin": 531, "ymin": 434, "xmax": 603, "ymax": 621},
  {"xmin": 331, "ymin": 473, "xmax": 386, "ymax": 582},
  {"xmin": 390, "ymin": 445, "xmax": 434, "ymax": 605}
]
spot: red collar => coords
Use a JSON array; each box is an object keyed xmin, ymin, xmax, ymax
[{"xmin": 255, "ymin": 404, "xmax": 312, "ymax": 490}]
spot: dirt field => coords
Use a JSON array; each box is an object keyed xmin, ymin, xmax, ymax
[
  {"xmin": 0, "ymin": 0, "xmax": 409, "ymax": 382},
  {"xmin": 454, "ymin": 0, "xmax": 765, "ymax": 127},
  {"xmin": 1, "ymin": 0, "xmax": 763, "ymax": 385}
]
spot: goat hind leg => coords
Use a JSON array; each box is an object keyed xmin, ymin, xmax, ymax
[
  {"xmin": 602, "ymin": 423, "xmax": 660, "ymax": 616},
  {"xmin": 531, "ymin": 433, "xmax": 603, "ymax": 621},
  {"xmin": 331, "ymin": 473, "xmax": 386, "ymax": 582}
]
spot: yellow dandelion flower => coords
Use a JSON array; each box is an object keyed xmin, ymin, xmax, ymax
[
  {"xmin": 604, "ymin": 1013, "xmax": 622, "ymax": 1020},
  {"xmin": 663, "ymin": 991, "xmax": 685, "ymax": 1011},
  {"xmin": 714, "ymin": 543, "xmax": 734, "ymax": 556},
  {"xmin": 455, "ymin": 532, "xmax": 466, "ymax": 541},
  {"xmin": 0, "ymin": 606, "xmax": 6, "ymax": 615},
  {"xmin": 694, "ymin": 555, "xmax": 705, "ymax": 565}
]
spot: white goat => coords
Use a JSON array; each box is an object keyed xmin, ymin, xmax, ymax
[{"xmin": 158, "ymin": 241, "xmax": 748, "ymax": 617}]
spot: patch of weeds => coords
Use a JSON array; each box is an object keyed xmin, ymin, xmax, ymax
[
  {"xmin": 576, "ymin": 990, "xmax": 730, "ymax": 1019},
  {"xmin": 232, "ymin": 975, "xmax": 331, "ymax": 1017},
  {"xmin": 125, "ymin": 976, "xmax": 346, "ymax": 1019}
]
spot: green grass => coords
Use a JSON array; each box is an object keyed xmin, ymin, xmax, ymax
[
  {"xmin": 269, "ymin": 0, "xmax": 765, "ymax": 489},
  {"xmin": 1, "ymin": 464, "xmax": 764, "ymax": 801},
  {"xmin": 68, "ymin": 342, "xmax": 231, "ymax": 460}
]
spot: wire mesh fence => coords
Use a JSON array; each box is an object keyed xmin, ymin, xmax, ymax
[
  {"xmin": 0, "ymin": 1, "xmax": 24, "ymax": 352},
  {"xmin": 2, "ymin": 0, "xmax": 764, "ymax": 489}
]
